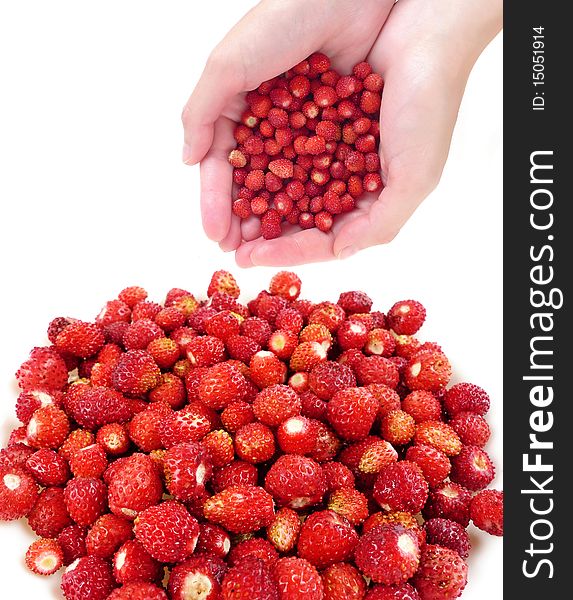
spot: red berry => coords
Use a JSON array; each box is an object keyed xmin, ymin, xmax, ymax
[
  {"xmin": 204, "ymin": 485, "xmax": 275, "ymax": 534},
  {"xmin": 25, "ymin": 538, "xmax": 64, "ymax": 576},
  {"xmin": 61, "ymin": 555, "xmax": 114, "ymax": 600},
  {"xmin": 443, "ymin": 382, "xmax": 491, "ymax": 416},
  {"xmin": 373, "ymin": 461, "xmax": 429, "ymax": 513},
  {"xmin": 327, "ymin": 387, "xmax": 378, "ymax": 441},
  {"xmin": 365, "ymin": 584, "xmax": 421, "ymax": 600},
  {"xmin": 266, "ymin": 506, "xmax": 301, "ymax": 553},
  {"xmin": 412, "ymin": 544, "xmax": 468, "ymax": 600},
  {"xmin": 164, "ymin": 442, "xmax": 212, "ymax": 501},
  {"xmin": 297, "ymin": 509, "xmax": 358, "ymax": 568},
  {"xmin": 423, "ymin": 482, "xmax": 472, "ymax": 526},
  {"xmin": 253, "ymin": 384, "xmax": 302, "ymax": 426},
  {"xmin": 26, "ymin": 448, "xmax": 70, "ymax": 486},
  {"xmin": 322, "ymin": 562, "xmax": 366, "ymax": 600},
  {"xmin": 405, "ymin": 444, "xmax": 451, "ymax": 488},
  {"xmin": 134, "ymin": 500, "xmax": 199, "ymax": 563},
  {"xmin": 108, "ymin": 583, "xmax": 168, "ymax": 600},
  {"xmin": 450, "ymin": 445, "xmax": 495, "ymax": 491},
  {"xmin": 272, "ymin": 557, "xmax": 324, "ymax": 600},
  {"xmin": 470, "ymin": 489, "xmax": 503, "ymax": 536},
  {"xmin": 0, "ymin": 466, "xmax": 39, "ymax": 520},
  {"xmin": 113, "ymin": 539, "xmax": 162, "ymax": 584},
  {"xmin": 64, "ymin": 477, "xmax": 107, "ymax": 527},
  {"xmin": 355, "ymin": 524, "xmax": 420, "ymax": 585},
  {"xmin": 327, "ymin": 487, "xmax": 369, "ymax": 525},
  {"xmin": 27, "ymin": 405, "xmax": 70, "ymax": 449},
  {"xmin": 424, "ymin": 518, "xmax": 471, "ymax": 559},
  {"xmin": 86, "ymin": 513, "xmax": 133, "ymax": 559},
  {"xmin": 222, "ymin": 556, "xmax": 278, "ymax": 600}
]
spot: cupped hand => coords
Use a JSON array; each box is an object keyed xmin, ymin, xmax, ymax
[{"xmin": 182, "ymin": 0, "xmax": 501, "ymax": 267}]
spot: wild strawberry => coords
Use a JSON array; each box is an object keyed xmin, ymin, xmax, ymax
[
  {"xmin": 290, "ymin": 341, "xmax": 328, "ymax": 372},
  {"xmin": 322, "ymin": 562, "xmax": 366, "ymax": 600},
  {"xmin": 300, "ymin": 323, "xmax": 333, "ymax": 349},
  {"xmin": 113, "ymin": 539, "xmax": 162, "ymax": 584},
  {"xmin": 363, "ymin": 512, "xmax": 425, "ymax": 546},
  {"xmin": 414, "ymin": 421, "xmax": 462, "ymax": 456},
  {"xmin": 273, "ymin": 557, "xmax": 324, "ymax": 600},
  {"xmin": 211, "ymin": 461, "xmax": 258, "ymax": 494},
  {"xmin": 196, "ymin": 523, "xmax": 231, "ymax": 558},
  {"xmin": 163, "ymin": 442, "xmax": 211, "ymax": 502},
  {"xmin": 64, "ymin": 477, "xmax": 107, "ymax": 527},
  {"xmin": 327, "ymin": 387, "xmax": 378, "ymax": 441},
  {"xmin": 127, "ymin": 405, "xmax": 168, "ymax": 452},
  {"xmin": 86, "ymin": 513, "xmax": 133, "ymax": 559},
  {"xmin": 448, "ymin": 411, "xmax": 491, "ymax": 447},
  {"xmin": 405, "ymin": 444, "xmax": 451, "ymax": 488},
  {"xmin": 96, "ymin": 423, "xmax": 129, "ymax": 455},
  {"xmin": 67, "ymin": 386, "xmax": 132, "ymax": 430},
  {"xmin": 134, "ymin": 500, "xmax": 199, "ymax": 563},
  {"xmin": 381, "ymin": 410, "xmax": 416, "ymax": 445},
  {"xmin": 27, "ymin": 487, "xmax": 73, "ymax": 537},
  {"xmin": 229, "ymin": 148, "xmax": 248, "ymax": 168},
  {"xmin": 198, "ymin": 362, "xmax": 248, "ymax": 409},
  {"xmin": 266, "ymin": 506, "xmax": 301, "ymax": 553},
  {"xmin": 425, "ymin": 518, "xmax": 471, "ymax": 559},
  {"xmin": 118, "ymin": 286, "xmax": 148, "ymax": 307},
  {"xmin": 355, "ymin": 524, "xmax": 420, "ymax": 585},
  {"xmin": 26, "ymin": 448, "xmax": 70, "ymax": 486},
  {"xmin": 365, "ymin": 584, "xmax": 420, "ymax": 600},
  {"xmin": 276, "ymin": 415, "xmax": 317, "ymax": 455},
  {"xmin": 404, "ymin": 351, "xmax": 451, "ymax": 392},
  {"xmin": 250, "ymin": 351, "xmax": 287, "ymax": 388},
  {"xmin": 265, "ymin": 454, "xmax": 326, "ymax": 509},
  {"xmin": 386, "ymin": 300, "xmax": 426, "ymax": 335},
  {"xmin": 339, "ymin": 437, "xmax": 398, "ymax": 475},
  {"xmin": 226, "ymin": 334, "xmax": 261, "ymax": 363},
  {"xmin": 373, "ymin": 461, "xmax": 428, "ymax": 513},
  {"xmin": 355, "ymin": 356, "xmax": 400, "ymax": 387},
  {"xmin": 16, "ymin": 389, "xmax": 63, "ymax": 424},
  {"xmin": 60, "ymin": 555, "xmax": 115, "ymax": 600},
  {"xmin": 0, "ymin": 443, "xmax": 34, "ymax": 471},
  {"xmin": 308, "ymin": 361, "xmax": 356, "ymax": 400},
  {"xmin": 160, "ymin": 403, "xmax": 213, "ymax": 447},
  {"xmin": 310, "ymin": 421, "xmax": 342, "ymax": 463},
  {"xmin": 228, "ymin": 537, "xmax": 279, "ymax": 569},
  {"xmin": 253, "ymin": 384, "xmax": 302, "ymax": 427},
  {"xmin": 123, "ymin": 318, "xmax": 164, "ymax": 350},
  {"xmin": 443, "ymin": 382, "xmax": 490, "ymax": 416},
  {"xmin": 204, "ymin": 485, "xmax": 275, "ymax": 534},
  {"xmin": 0, "ymin": 466, "xmax": 39, "ymax": 520},
  {"xmin": 25, "ymin": 537, "xmax": 64, "ymax": 576},
  {"xmin": 261, "ymin": 209, "xmax": 283, "ymax": 239},
  {"xmin": 413, "ymin": 544, "xmax": 468, "ymax": 600},
  {"xmin": 401, "ymin": 390, "xmax": 442, "ymax": 423},
  {"xmin": 27, "ymin": 405, "xmax": 70, "ymax": 449},
  {"xmin": 108, "ymin": 583, "xmax": 168, "ymax": 600},
  {"xmin": 54, "ymin": 321, "xmax": 105, "ymax": 359},
  {"xmin": 204, "ymin": 311, "xmax": 241, "ymax": 341},
  {"xmin": 56, "ymin": 526, "xmax": 87, "ymax": 569},
  {"xmin": 288, "ymin": 372, "xmax": 309, "ymax": 394},
  {"xmin": 203, "ymin": 429, "xmax": 234, "ymax": 468},
  {"xmin": 309, "ymin": 302, "xmax": 346, "ymax": 332},
  {"xmin": 297, "ymin": 509, "xmax": 358, "ymax": 568},
  {"xmin": 235, "ymin": 422, "xmax": 276, "ymax": 463},
  {"xmin": 187, "ymin": 336, "xmax": 227, "ymax": 367},
  {"xmin": 111, "ymin": 350, "xmax": 161, "ymax": 397},
  {"xmin": 275, "ymin": 308, "xmax": 304, "ymax": 333},
  {"xmin": 69, "ymin": 443, "xmax": 108, "ymax": 478},
  {"xmin": 322, "ymin": 461, "xmax": 355, "ymax": 491},
  {"xmin": 423, "ymin": 482, "xmax": 473, "ymax": 526},
  {"xmin": 365, "ymin": 384, "xmax": 400, "ymax": 418},
  {"xmin": 327, "ymin": 487, "xmax": 368, "ymax": 525},
  {"xmin": 107, "ymin": 453, "xmax": 163, "ymax": 519},
  {"xmin": 221, "ymin": 401, "xmax": 255, "ymax": 434},
  {"xmin": 268, "ymin": 329, "xmax": 298, "ymax": 360},
  {"xmin": 450, "ymin": 445, "xmax": 495, "ymax": 491},
  {"xmin": 169, "ymin": 556, "xmax": 224, "ymax": 600},
  {"xmin": 470, "ymin": 489, "xmax": 503, "ymax": 536},
  {"xmin": 338, "ymin": 291, "xmax": 373, "ymax": 314},
  {"xmin": 222, "ymin": 556, "xmax": 278, "ymax": 600},
  {"xmin": 131, "ymin": 300, "xmax": 162, "ymax": 321}
]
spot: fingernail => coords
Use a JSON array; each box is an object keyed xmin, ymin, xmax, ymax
[
  {"xmin": 337, "ymin": 245, "xmax": 358, "ymax": 260},
  {"xmin": 182, "ymin": 143, "xmax": 193, "ymax": 164}
]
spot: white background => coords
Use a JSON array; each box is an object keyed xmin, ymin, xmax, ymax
[{"xmin": 0, "ymin": 1, "xmax": 502, "ymax": 598}]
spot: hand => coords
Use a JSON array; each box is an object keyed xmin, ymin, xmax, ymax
[{"xmin": 182, "ymin": 0, "xmax": 501, "ymax": 267}]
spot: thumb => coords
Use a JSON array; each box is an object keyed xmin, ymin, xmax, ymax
[{"xmin": 181, "ymin": 49, "xmax": 243, "ymax": 166}]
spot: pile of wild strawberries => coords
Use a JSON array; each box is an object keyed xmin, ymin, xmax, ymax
[
  {"xmin": 228, "ymin": 53, "xmax": 383, "ymax": 239},
  {"xmin": 0, "ymin": 271, "xmax": 503, "ymax": 600}
]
